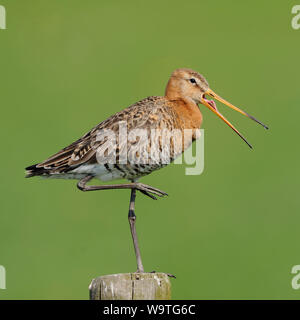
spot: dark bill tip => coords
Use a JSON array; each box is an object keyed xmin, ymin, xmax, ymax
[{"xmin": 245, "ymin": 112, "xmax": 269, "ymax": 130}]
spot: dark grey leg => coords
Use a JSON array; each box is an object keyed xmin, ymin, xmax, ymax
[
  {"xmin": 128, "ymin": 188, "xmax": 144, "ymax": 273},
  {"xmin": 77, "ymin": 175, "xmax": 169, "ymax": 273},
  {"xmin": 77, "ymin": 175, "xmax": 168, "ymax": 200}
]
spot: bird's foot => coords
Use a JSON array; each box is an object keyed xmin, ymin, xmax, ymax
[
  {"xmin": 134, "ymin": 269, "xmax": 145, "ymax": 274},
  {"xmin": 133, "ymin": 270, "xmax": 176, "ymax": 278},
  {"xmin": 133, "ymin": 183, "xmax": 168, "ymax": 200},
  {"xmin": 150, "ymin": 270, "xmax": 176, "ymax": 279}
]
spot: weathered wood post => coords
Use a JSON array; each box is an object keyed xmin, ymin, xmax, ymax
[{"xmin": 89, "ymin": 272, "xmax": 171, "ymax": 300}]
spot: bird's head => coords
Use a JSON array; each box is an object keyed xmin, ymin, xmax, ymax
[{"xmin": 165, "ymin": 68, "xmax": 268, "ymax": 148}]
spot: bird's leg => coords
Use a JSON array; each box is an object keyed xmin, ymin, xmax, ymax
[
  {"xmin": 77, "ymin": 175, "xmax": 168, "ymax": 200},
  {"xmin": 128, "ymin": 188, "xmax": 144, "ymax": 273}
]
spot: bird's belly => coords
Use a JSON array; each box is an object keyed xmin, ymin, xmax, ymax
[
  {"xmin": 68, "ymin": 163, "xmax": 164, "ymax": 182},
  {"xmin": 69, "ymin": 164, "xmax": 122, "ymax": 181}
]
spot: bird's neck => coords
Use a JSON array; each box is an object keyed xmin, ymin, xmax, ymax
[
  {"xmin": 164, "ymin": 79, "xmax": 202, "ymax": 130},
  {"xmin": 165, "ymin": 77, "xmax": 182, "ymax": 101},
  {"xmin": 165, "ymin": 96, "xmax": 202, "ymax": 131},
  {"xmin": 172, "ymin": 99, "xmax": 203, "ymax": 130}
]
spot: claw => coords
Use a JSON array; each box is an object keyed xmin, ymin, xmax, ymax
[
  {"xmin": 143, "ymin": 185, "xmax": 168, "ymax": 196},
  {"xmin": 138, "ymin": 189, "xmax": 157, "ymax": 200},
  {"xmin": 134, "ymin": 183, "xmax": 168, "ymax": 199},
  {"xmin": 150, "ymin": 270, "xmax": 176, "ymax": 278}
]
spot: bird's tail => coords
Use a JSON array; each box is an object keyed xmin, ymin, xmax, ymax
[{"xmin": 25, "ymin": 164, "xmax": 49, "ymax": 178}]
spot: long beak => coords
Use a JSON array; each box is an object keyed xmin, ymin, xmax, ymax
[{"xmin": 201, "ymin": 88, "xmax": 268, "ymax": 149}]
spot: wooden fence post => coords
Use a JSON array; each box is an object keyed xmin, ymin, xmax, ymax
[{"xmin": 89, "ymin": 273, "xmax": 171, "ymax": 300}]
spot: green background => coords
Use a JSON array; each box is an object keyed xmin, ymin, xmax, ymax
[{"xmin": 0, "ymin": 0, "xmax": 299, "ymax": 299}]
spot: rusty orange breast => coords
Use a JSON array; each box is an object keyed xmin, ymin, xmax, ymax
[{"xmin": 168, "ymin": 99, "xmax": 203, "ymax": 131}]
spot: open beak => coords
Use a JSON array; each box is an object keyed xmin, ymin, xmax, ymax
[{"xmin": 200, "ymin": 88, "xmax": 268, "ymax": 149}]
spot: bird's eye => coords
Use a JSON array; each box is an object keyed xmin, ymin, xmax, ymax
[{"xmin": 189, "ymin": 78, "xmax": 196, "ymax": 84}]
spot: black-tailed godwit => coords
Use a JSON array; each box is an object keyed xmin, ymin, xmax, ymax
[{"xmin": 26, "ymin": 68, "xmax": 268, "ymax": 272}]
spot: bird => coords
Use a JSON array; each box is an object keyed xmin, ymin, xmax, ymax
[{"xmin": 25, "ymin": 68, "xmax": 268, "ymax": 273}]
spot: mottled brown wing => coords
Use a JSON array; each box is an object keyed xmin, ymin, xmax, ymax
[
  {"xmin": 26, "ymin": 96, "xmax": 173, "ymax": 176},
  {"xmin": 67, "ymin": 96, "xmax": 170, "ymax": 167}
]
